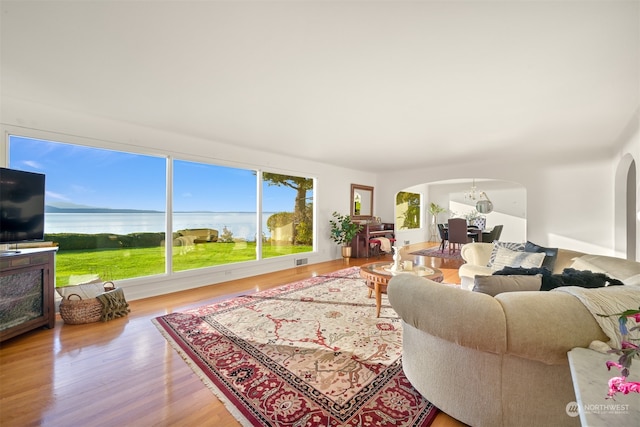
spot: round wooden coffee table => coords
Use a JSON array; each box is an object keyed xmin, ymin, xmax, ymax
[{"xmin": 359, "ymin": 261, "xmax": 444, "ymax": 317}]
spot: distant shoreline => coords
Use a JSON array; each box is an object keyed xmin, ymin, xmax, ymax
[{"xmin": 45, "ymin": 207, "xmax": 269, "ymax": 214}]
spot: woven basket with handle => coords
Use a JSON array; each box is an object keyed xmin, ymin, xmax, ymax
[{"xmin": 59, "ymin": 281, "xmax": 115, "ymax": 325}]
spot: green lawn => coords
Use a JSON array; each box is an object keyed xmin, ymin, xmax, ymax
[{"xmin": 55, "ymin": 242, "xmax": 313, "ymax": 286}]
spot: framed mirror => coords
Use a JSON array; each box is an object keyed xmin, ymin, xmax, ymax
[
  {"xmin": 476, "ymin": 191, "xmax": 494, "ymax": 214},
  {"xmin": 350, "ymin": 184, "xmax": 374, "ymax": 220},
  {"xmin": 476, "ymin": 200, "xmax": 494, "ymax": 214}
]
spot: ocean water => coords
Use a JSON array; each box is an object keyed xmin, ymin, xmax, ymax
[{"xmin": 45, "ymin": 212, "xmax": 275, "ymax": 241}]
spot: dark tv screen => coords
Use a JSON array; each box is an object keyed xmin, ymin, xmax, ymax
[{"xmin": 0, "ymin": 167, "xmax": 46, "ymax": 244}]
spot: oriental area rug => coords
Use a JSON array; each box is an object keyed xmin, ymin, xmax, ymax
[
  {"xmin": 153, "ymin": 267, "xmax": 438, "ymax": 427},
  {"xmin": 410, "ymin": 247, "xmax": 463, "ymax": 261}
]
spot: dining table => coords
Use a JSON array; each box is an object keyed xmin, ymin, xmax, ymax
[{"xmin": 442, "ymin": 224, "xmax": 484, "ymax": 242}]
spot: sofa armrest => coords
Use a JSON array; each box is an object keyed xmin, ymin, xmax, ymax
[
  {"xmin": 388, "ymin": 274, "xmax": 507, "ymax": 354},
  {"xmin": 496, "ymin": 291, "xmax": 608, "ymax": 365},
  {"xmin": 461, "ymin": 242, "xmax": 493, "ymax": 266}
]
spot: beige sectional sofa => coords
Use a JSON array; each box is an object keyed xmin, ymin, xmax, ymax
[{"xmin": 387, "ymin": 244, "xmax": 640, "ymax": 427}]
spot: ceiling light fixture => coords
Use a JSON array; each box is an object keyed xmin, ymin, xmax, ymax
[{"xmin": 464, "ymin": 179, "xmax": 480, "ymax": 201}]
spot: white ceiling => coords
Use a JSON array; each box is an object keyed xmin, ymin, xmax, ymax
[{"xmin": 2, "ymin": 1, "xmax": 639, "ymax": 172}]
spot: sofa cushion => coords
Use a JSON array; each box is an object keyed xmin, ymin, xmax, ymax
[
  {"xmin": 623, "ymin": 273, "xmax": 640, "ymax": 286},
  {"xmin": 490, "ymin": 247, "xmax": 546, "ymax": 271},
  {"xmin": 473, "ymin": 274, "xmax": 542, "ymax": 296},
  {"xmin": 571, "ymin": 254, "xmax": 640, "ymax": 281},
  {"xmin": 525, "ymin": 241, "xmax": 558, "ymax": 271},
  {"xmin": 487, "ymin": 241, "xmax": 525, "ymax": 267}
]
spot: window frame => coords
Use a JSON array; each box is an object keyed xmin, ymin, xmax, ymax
[{"xmin": 3, "ymin": 129, "xmax": 318, "ymax": 289}]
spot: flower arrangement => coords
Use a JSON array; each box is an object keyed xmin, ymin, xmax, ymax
[{"xmin": 600, "ymin": 307, "xmax": 640, "ymax": 399}]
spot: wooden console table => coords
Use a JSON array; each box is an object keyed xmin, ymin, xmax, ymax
[{"xmin": 0, "ymin": 248, "xmax": 57, "ymax": 342}]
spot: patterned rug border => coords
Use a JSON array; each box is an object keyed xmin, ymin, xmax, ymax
[
  {"xmin": 153, "ymin": 266, "xmax": 439, "ymax": 426},
  {"xmin": 410, "ymin": 247, "xmax": 463, "ymax": 260},
  {"xmin": 153, "ymin": 316, "xmax": 256, "ymax": 425}
]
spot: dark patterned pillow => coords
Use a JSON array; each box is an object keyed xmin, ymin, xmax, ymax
[{"xmin": 487, "ymin": 241, "xmax": 525, "ymax": 267}]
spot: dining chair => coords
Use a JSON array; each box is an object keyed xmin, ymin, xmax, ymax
[
  {"xmin": 447, "ymin": 218, "xmax": 472, "ymax": 254},
  {"xmin": 437, "ymin": 223, "xmax": 448, "ymax": 252},
  {"xmin": 472, "ymin": 217, "xmax": 486, "ymax": 230},
  {"xmin": 481, "ymin": 224, "xmax": 503, "ymax": 243}
]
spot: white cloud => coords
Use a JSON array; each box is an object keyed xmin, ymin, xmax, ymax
[
  {"xmin": 46, "ymin": 191, "xmax": 71, "ymax": 201},
  {"xmin": 22, "ymin": 160, "xmax": 43, "ymax": 169}
]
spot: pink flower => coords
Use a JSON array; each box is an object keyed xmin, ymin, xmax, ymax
[
  {"xmin": 621, "ymin": 341, "xmax": 639, "ymax": 350},
  {"xmin": 608, "ymin": 376, "xmax": 640, "ymax": 398},
  {"xmin": 606, "ymin": 360, "xmax": 624, "ymax": 371},
  {"xmin": 628, "ymin": 313, "xmax": 640, "ymax": 322}
]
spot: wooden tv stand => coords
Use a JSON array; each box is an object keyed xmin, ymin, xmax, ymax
[{"xmin": 0, "ymin": 248, "xmax": 57, "ymax": 342}]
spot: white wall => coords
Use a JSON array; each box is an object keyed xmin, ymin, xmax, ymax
[
  {"xmin": 0, "ymin": 98, "xmax": 378, "ymax": 299},
  {"xmin": 376, "ymin": 151, "xmax": 633, "ymax": 257}
]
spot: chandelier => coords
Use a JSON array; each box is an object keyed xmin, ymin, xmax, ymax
[{"xmin": 464, "ymin": 179, "xmax": 480, "ymax": 201}]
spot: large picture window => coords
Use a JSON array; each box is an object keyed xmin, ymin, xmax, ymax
[
  {"xmin": 8, "ymin": 135, "xmax": 167, "ymax": 285},
  {"xmin": 262, "ymin": 172, "xmax": 313, "ymax": 258},
  {"xmin": 172, "ymin": 160, "xmax": 258, "ymax": 271},
  {"xmin": 7, "ymin": 135, "xmax": 316, "ymax": 286}
]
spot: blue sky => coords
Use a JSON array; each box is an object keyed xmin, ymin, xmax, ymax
[{"xmin": 9, "ymin": 136, "xmax": 306, "ymax": 212}]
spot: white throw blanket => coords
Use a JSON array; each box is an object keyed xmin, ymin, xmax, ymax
[
  {"xmin": 553, "ymin": 286, "xmax": 640, "ymax": 348},
  {"xmin": 372, "ymin": 237, "xmax": 392, "ymax": 253}
]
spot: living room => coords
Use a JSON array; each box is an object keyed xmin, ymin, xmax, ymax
[
  {"xmin": 1, "ymin": 1, "xmax": 638, "ymax": 295},
  {"xmin": 0, "ymin": 1, "xmax": 639, "ymax": 426}
]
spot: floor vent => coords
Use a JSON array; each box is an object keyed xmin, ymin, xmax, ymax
[{"xmin": 295, "ymin": 258, "xmax": 308, "ymax": 266}]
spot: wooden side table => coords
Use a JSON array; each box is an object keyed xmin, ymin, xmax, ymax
[{"xmin": 359, "ymin": 261, "xmax": 443, "ymax": 317}]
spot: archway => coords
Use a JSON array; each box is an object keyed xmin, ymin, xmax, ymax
[
  {"xmin": 394, "ymin": 178, "xmax": 527, "ymax": 245},
  {"xmin": 614, "ymin": 154, "xmax": 637, "ymax": 260}
]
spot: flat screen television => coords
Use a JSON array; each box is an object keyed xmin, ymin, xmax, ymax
[{"xmin": 0, "ymin": 167, "xmax": 46, "ymax": 244}]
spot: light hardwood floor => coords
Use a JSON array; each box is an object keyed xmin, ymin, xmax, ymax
[{"xmin": 0, "ymin": 242, "xmax": 467, "ymax": 427}]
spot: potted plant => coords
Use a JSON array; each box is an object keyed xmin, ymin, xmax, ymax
[
  {"xmin": 329, "ymin": 211, "xmax": 362, "ymax": 259},
  {"xmin": 429, "ymin": 202, "xmax": 446, "ymax": 226}
]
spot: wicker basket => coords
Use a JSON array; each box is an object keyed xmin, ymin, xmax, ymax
[{"xmin": 59, "ymin": 282, "xmax": 115, "ymax": 325}]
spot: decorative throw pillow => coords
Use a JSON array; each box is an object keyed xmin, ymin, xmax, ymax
[
  {"xmin": 487, "ymin": 241, "xmax": 526, "ymax": 267},
  {"xmin": 524, "ymin": 241, "xmax": 558, "ymax": 271},
  {"xmin": 473, "ymin": 274, "xmax": 542, "ymax": 296},
  {"xmin": 490, "ymin": 246, "xmax": 546, "ymax": 271}
]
